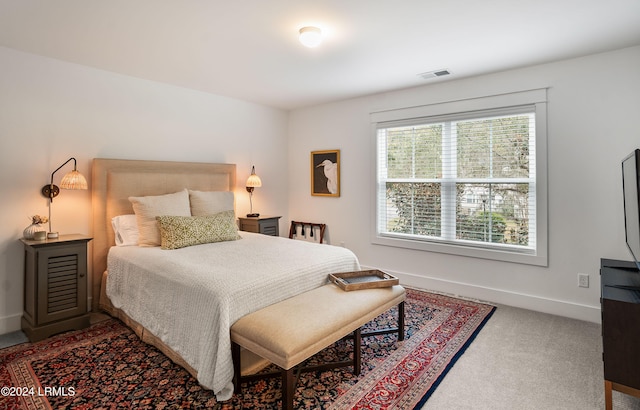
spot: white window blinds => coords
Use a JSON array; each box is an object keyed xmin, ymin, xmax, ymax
[{"xmin": 372, "ymin": 89, "xmax": 547, "ymax": 265}]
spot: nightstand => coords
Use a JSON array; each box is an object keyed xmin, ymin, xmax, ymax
[
  {"xmin": 20, "ymin": 234, "xmax": 92, "ymax": 342},
  {"xmin": 238, "ymin": 216, "xmax": 282, "ymax": 236}
]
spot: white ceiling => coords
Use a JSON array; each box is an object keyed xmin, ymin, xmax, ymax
[{"xmin": 1, "ymin": 0, "xmax": 639, "ymax": 110}]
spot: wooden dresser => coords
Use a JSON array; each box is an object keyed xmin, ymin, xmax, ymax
[{"xmin": 601, "ymin": 258, "xmax": 640, "ymax": 409}]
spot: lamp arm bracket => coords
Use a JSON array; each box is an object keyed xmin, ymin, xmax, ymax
[{"xmin": 49, "ymin": 157, "xmax": 77, "ymax": 185}]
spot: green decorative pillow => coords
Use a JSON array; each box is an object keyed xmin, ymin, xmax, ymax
[{"xmin": 156, "ymin": 211, "xmax": 241, "ymax": 250}]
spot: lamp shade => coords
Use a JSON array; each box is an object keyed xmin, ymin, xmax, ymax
[
  {"xmin": 60, "ymin": 170, "xmax": 88, "ymax": 190},
  {"xmin": 246, "ymin": 166, "xmax": 262, "ymax": 188}
]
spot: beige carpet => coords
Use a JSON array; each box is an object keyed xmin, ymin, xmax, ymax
[{"xmin": 422, "ymin": 302, "xmax": 640, "ymax": 410}]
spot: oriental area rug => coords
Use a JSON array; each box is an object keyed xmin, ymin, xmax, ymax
[{"xmin": 0, "ymin": 288, "xmax": 495, "ymax": 409}]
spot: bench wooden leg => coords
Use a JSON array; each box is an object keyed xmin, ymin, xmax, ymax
[
  {"xmin": 353, "ymin": 327, "xmax": 362, "ymax": 376},
  {"xmin": 282, "ymin": 367, "xmax": 295, "ymax": 410},
  {"xmin": 231, "ymin": 342, "xmax": 242, "ymax": 394},
  {"xmin": 398, "ymin": 301, "xmax": 405, "ymax": 341}
]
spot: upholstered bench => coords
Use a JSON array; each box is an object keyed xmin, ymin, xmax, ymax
[{"xmin": 230, "ymin": 283, "xmax": 406, "ymax": 410}]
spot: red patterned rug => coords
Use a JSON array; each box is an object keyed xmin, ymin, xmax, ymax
[{"xmin": 0, "ymin": 288, "xmax": 494, "ymax": 409}]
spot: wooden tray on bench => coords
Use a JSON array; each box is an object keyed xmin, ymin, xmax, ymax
[{"xmin": 328, "ymin": 270, "xmax": 399, "ymax": 291}]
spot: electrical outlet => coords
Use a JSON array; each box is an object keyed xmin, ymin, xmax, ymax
[{"xmin": 578, "ymin": 273, "xmax": 589, "ymax": 288}]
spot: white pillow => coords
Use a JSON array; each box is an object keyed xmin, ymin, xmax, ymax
[
  {"xmin": 129, "ymin": 189, "xmax": 191, "ymax": 247},
  {"xmin": 111, "ymin": 215, "xmax": 139, "ymax": 246},
  {"xmin": 189, "ymin": 190, "xmax": 235, "ymax": 216}
]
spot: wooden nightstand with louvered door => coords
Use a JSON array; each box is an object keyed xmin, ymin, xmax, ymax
[{"xmin": 20, "ymin": 234, "xmax": 92, "ymax": 342}]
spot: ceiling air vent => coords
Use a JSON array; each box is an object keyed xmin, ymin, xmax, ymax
[{"xmin": 418, "ymin": 69, "xmax": 451, "ymax": 80}]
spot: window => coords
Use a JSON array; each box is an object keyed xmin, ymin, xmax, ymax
[{"xmin": 372, "ymin": 89, "xmax": 547, "ymax": 266}]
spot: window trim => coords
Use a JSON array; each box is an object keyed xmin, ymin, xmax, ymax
[{"xmin": 370, "ymin": 89, "xmax": 548, "ymax": 266}]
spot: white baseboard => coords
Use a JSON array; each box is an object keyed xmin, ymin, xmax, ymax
[
  {"xmin": 0, "ymin": 313, "xmax": 22, "ymax": 335},
  {"xmin": 363, "ymin": 265, "xmax": 602, "ymax": 324}
]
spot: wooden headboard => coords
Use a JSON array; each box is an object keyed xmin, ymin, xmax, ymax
[{"xmin": 91, "ymin": 158, "xmax": 236, "ymax": 310}]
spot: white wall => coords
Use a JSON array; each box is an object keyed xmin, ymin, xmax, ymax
[
  {"xmin": 288, "ymin": 46, "xmax": 640, "ymax": 323},
  {"xmin": 0, "ymin": 47, "xmax": 289, "ymax": 333}
]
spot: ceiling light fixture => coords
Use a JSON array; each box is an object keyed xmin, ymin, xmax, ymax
[{"xmin": 299, "ymin": 26, "xmax": 322, "ymax": 48}]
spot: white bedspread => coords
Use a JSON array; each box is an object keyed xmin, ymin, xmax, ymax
[{"xmin": 106, "ymin": 231, "xmax": 360, "ymax": 401}]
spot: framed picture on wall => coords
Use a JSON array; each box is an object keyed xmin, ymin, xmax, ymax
[{"xmin": 311, "ymin": 150, "xmax": 340, "ymax": 197}]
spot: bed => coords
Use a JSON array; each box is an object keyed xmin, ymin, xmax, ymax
[{"xmin": 91, "ymin": 158, "xmax": 361, "ymax": 401}]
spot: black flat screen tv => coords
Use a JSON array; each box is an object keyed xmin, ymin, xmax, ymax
[{"xmin": 622, "ymin": 149, "xmax": 640, "ymax": 270}]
